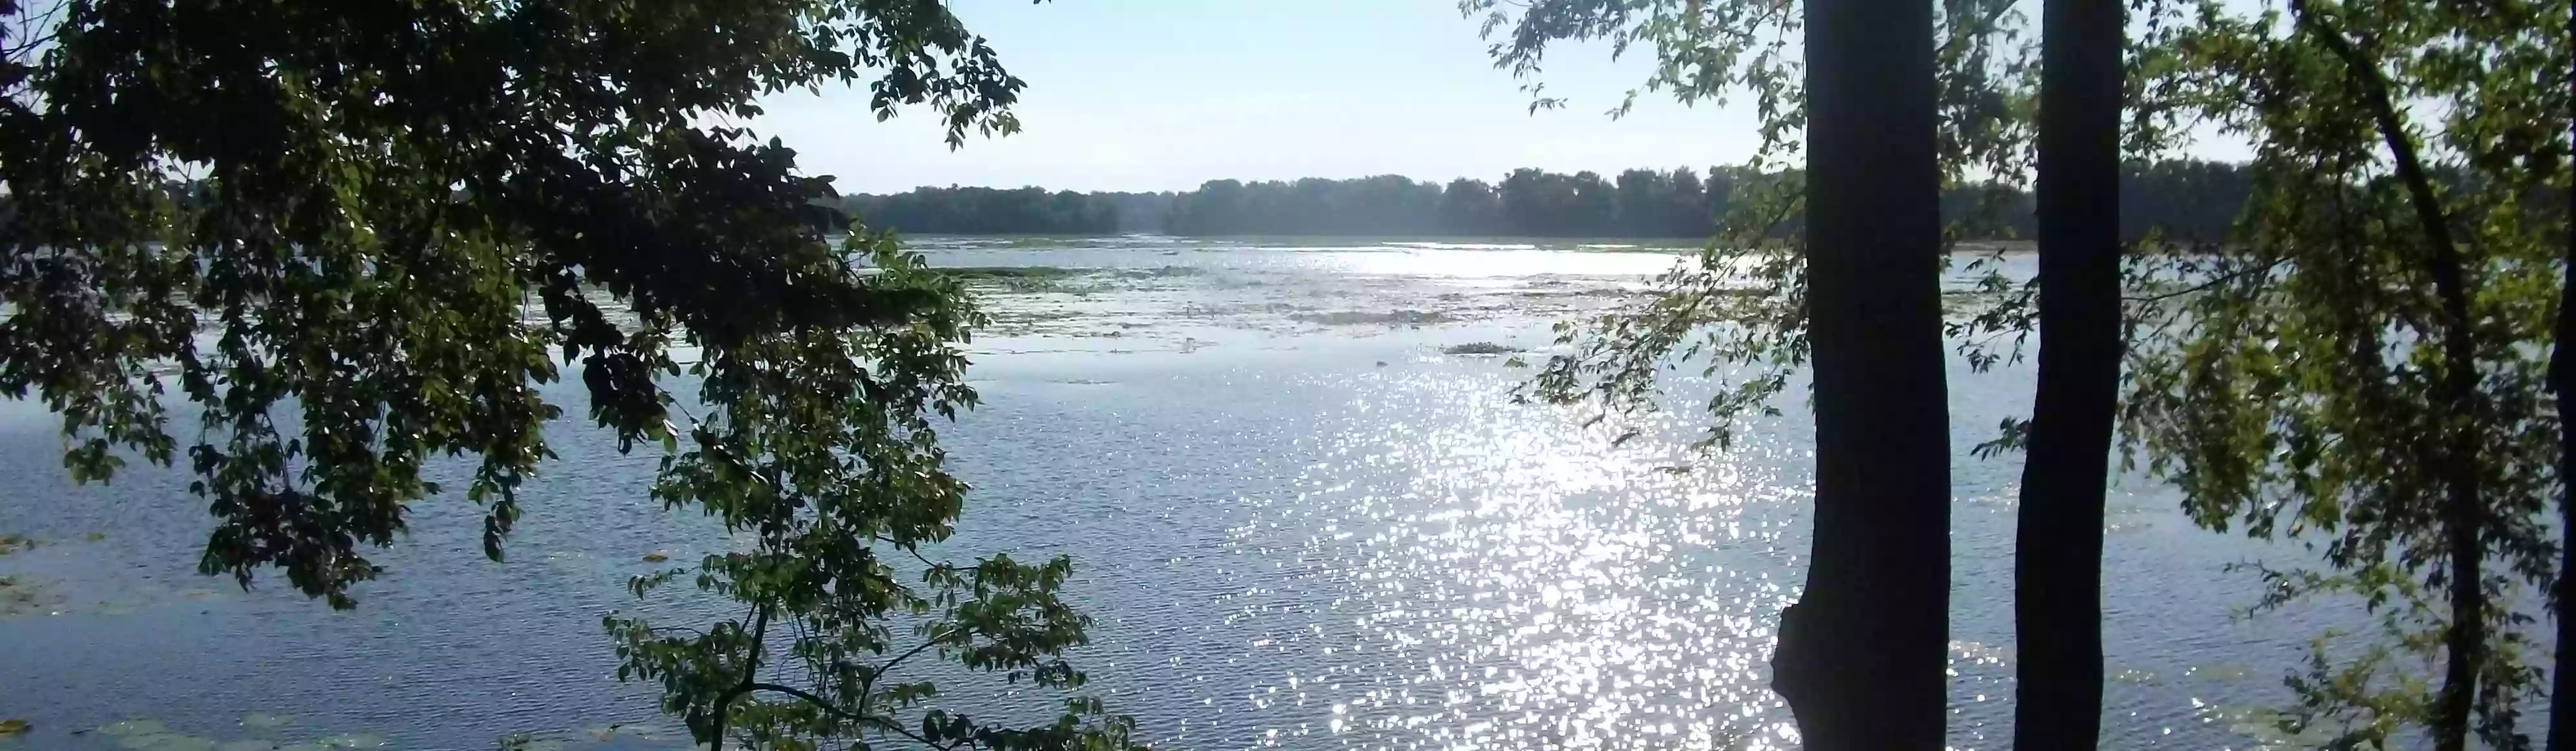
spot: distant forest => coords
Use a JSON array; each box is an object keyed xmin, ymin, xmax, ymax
[
  {"xmin": 834, "ymin": 186, "xmax": 1171, "ymax": 235},
  {"xmin": 833, "ymin": 160, "xmax": 2253, "ymax": 241}
]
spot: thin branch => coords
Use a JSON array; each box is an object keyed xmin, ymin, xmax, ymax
[
  {"xmin": 878, "ymin": 627, "xmax": 963, "ymax": 679},
  {"xmin": 2287, "ymin": 0, "xmax": 2459, "ymax": 265},
  {"xmin": 707, "ymin": 605, "xmax": 772, "ymax": 751},
  {"xmin": 874, "ymin": 533, "xmax": 967, "ymax": 573},
  {"xmin": 1934, "ymin": 0, "xmax": 2020, "ymax": 57},
  {"xmin": 734, "ymin": 682, "xmax": 971, "ymax": 751},
  {"xmin": 641, "ymin": 624, "xmax": 712, "ymax": 640},
  {"xmin": 2121, "ymin": 255, "xmax": 2286, "ymax": 303}
]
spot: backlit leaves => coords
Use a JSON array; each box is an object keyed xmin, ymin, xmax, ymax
[{"xmin": 2117, "ymin": 0, "xmax": 2570, "ymax": 741}]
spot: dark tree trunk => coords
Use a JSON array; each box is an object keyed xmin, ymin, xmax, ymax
[
  {"xmin": 2548, "ymin": 3, "xmax": 2576, "ymax": 745},
  {"xmin": 1770, "ymin": 0, "xmax": 1949, "ymax": 746},
  {"xmin": 2012, "ymin": 0, "xmax": 2123, "ymax": 745}
]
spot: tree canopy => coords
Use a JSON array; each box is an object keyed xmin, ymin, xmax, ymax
[
  {"xmin": 827, "ymin": 164, "xmax": 2254, "ymax": 240},
  {"xmin": 2119, "ymin": 0, "xmax": 2571, "ymax": 745},
  {"xmin": 839, "ymin": 185, "xmax": 1122, "ymax": 234},
  {"xmin": 1150, "ymin": 164, "xmax": 2246, "ymax": 239},
  {"xmin": 0, "ymin": 0, "xmax": 1135, "ymax": 748}
]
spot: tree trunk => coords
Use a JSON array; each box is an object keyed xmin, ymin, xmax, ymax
[
  {"xmin": 2547, "ymin": 3, "xmax": 2576, "ymax": 745},
  {"xmin": 2012, "ymin": 0, "xmax": 2123, "ymax": 746},
  {"xmin": 1770, "ymin": 0, "xmax": 1949, "ymax": 746}
]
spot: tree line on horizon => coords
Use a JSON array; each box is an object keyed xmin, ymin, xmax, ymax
[{"xmin": 837, "ymin": 160, "xmax": 2253, "ymax": 241}]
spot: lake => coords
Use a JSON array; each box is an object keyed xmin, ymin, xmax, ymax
[{"xmin": 0, "ymin": 235, "xmax": 2352, "ymax": 750}]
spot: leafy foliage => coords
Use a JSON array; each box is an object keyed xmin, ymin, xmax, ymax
[
  {"xmin": 2117, "ymin": 0, "xmax": 2570, "ymax": 744},
  {"xmin": 0, "ymin": 0, "xmax": 1135, "ymax": 747}
]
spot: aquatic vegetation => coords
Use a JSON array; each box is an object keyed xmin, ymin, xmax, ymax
[
  {"xmin": 313, "ymin": 733, "xmax": 385, "ymax": 749},
  {"xmin": 1292, "ymin": 309, "xmax": 1452, "ymax": 326},
  {"xmin": 496, "ymin": 733, "xmax": 568, "ymax": 751},
  {"xmin": 1439, "ymin": 342, "xmax": 1521, "ymax": 356},
  {"xmin": 939, "ymin": 266, "xmax": 1083, "ymax": 280},
  {"xmin": 0, "ymin": 575, "xmax": 58, "ymax": 618},
  {"xmin": 100, "ymin": 719, "xmax": 173, "ymax": 737},
  {"xmin": 80, "ymin": 717, "xmax": 390, "ymax": 751}
]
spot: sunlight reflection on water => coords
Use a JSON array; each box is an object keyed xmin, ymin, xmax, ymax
[
  {"xmin": 1224, "ymin": 371, "xmax": 1806, "ymax": 749},
  {"xmin": 0, "ymin": 236, "xmax": 2346, "ymax": 751}
]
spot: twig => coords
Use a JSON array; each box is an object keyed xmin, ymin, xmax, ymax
[
  {"xmin": 873, "ymin": 533, "xmax": 967, "ymax": 573},
  {"xmin": 878, "ymin": 627, "xmax": 963, "ymax": 678},
  {"xmin": 1935, "ymin": 0, "xmax": 2021, "ymax": 57},
  {"xmin": 734, "ymin": 682, "xmax": 971, "ymax": 751},
  {"xmin": 707, "ymin": 605, "xmax": 771, "ymax": 751},
  {"xmin": 2121, "ymin": 256, "xmax": 2285, "ymax": 303}
]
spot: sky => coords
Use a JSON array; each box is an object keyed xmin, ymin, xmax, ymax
[
  {"xmin": 755, "ymin": 0, "xmax": 1777, "ymax": 194},
  {"xmin": 758, "ymin": 0, "xmax": 2253, "ymax": 195}
]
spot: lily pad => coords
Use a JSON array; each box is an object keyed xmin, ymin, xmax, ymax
[{"xmin": 0, "ymin": 719, "xmax": 27, "ymax": 736}]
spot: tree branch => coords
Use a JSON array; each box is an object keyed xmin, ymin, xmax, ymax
[
  {"xmin": 879, "ymin": 627, "xmax": 963, "ymax": 679},
  {"xmin": 2121, "ymin": 255, "xmax": 2286, "ymax": 303},
  {"xmin": 2287, "ymin": 2, "xmax": 2483, "ymax": 748},
  {"xmin": 734, "ymin": 682, "xmax": 971, "ymax": 751},
  {"xmin": 874, "ymin": 533, "xmax": 967, "ymax": 573},
  {"xmin": 1935, "ymin": 0, "xmax": 2020, "ymax": 57},
  {"xmin": 707, "ymin": 605, "xmax": 772, "ymax": 751},
  {"xmin": 2287, "ymin": 0, "xmax": 2459, "ymax": 263}
]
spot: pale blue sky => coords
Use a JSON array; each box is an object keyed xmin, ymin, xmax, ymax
[
  {"xmin": 757, "ymin": 0, "xmax": 1772, "ymax": 194},
  {"xmin": 758, "ymin": 0, "xmax": 2251, "ymax": 194}
]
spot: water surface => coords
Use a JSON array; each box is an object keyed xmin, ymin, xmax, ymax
[{"xmin": 0, "ymin": 236, "xmax": 2345, "ymax": 750}]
